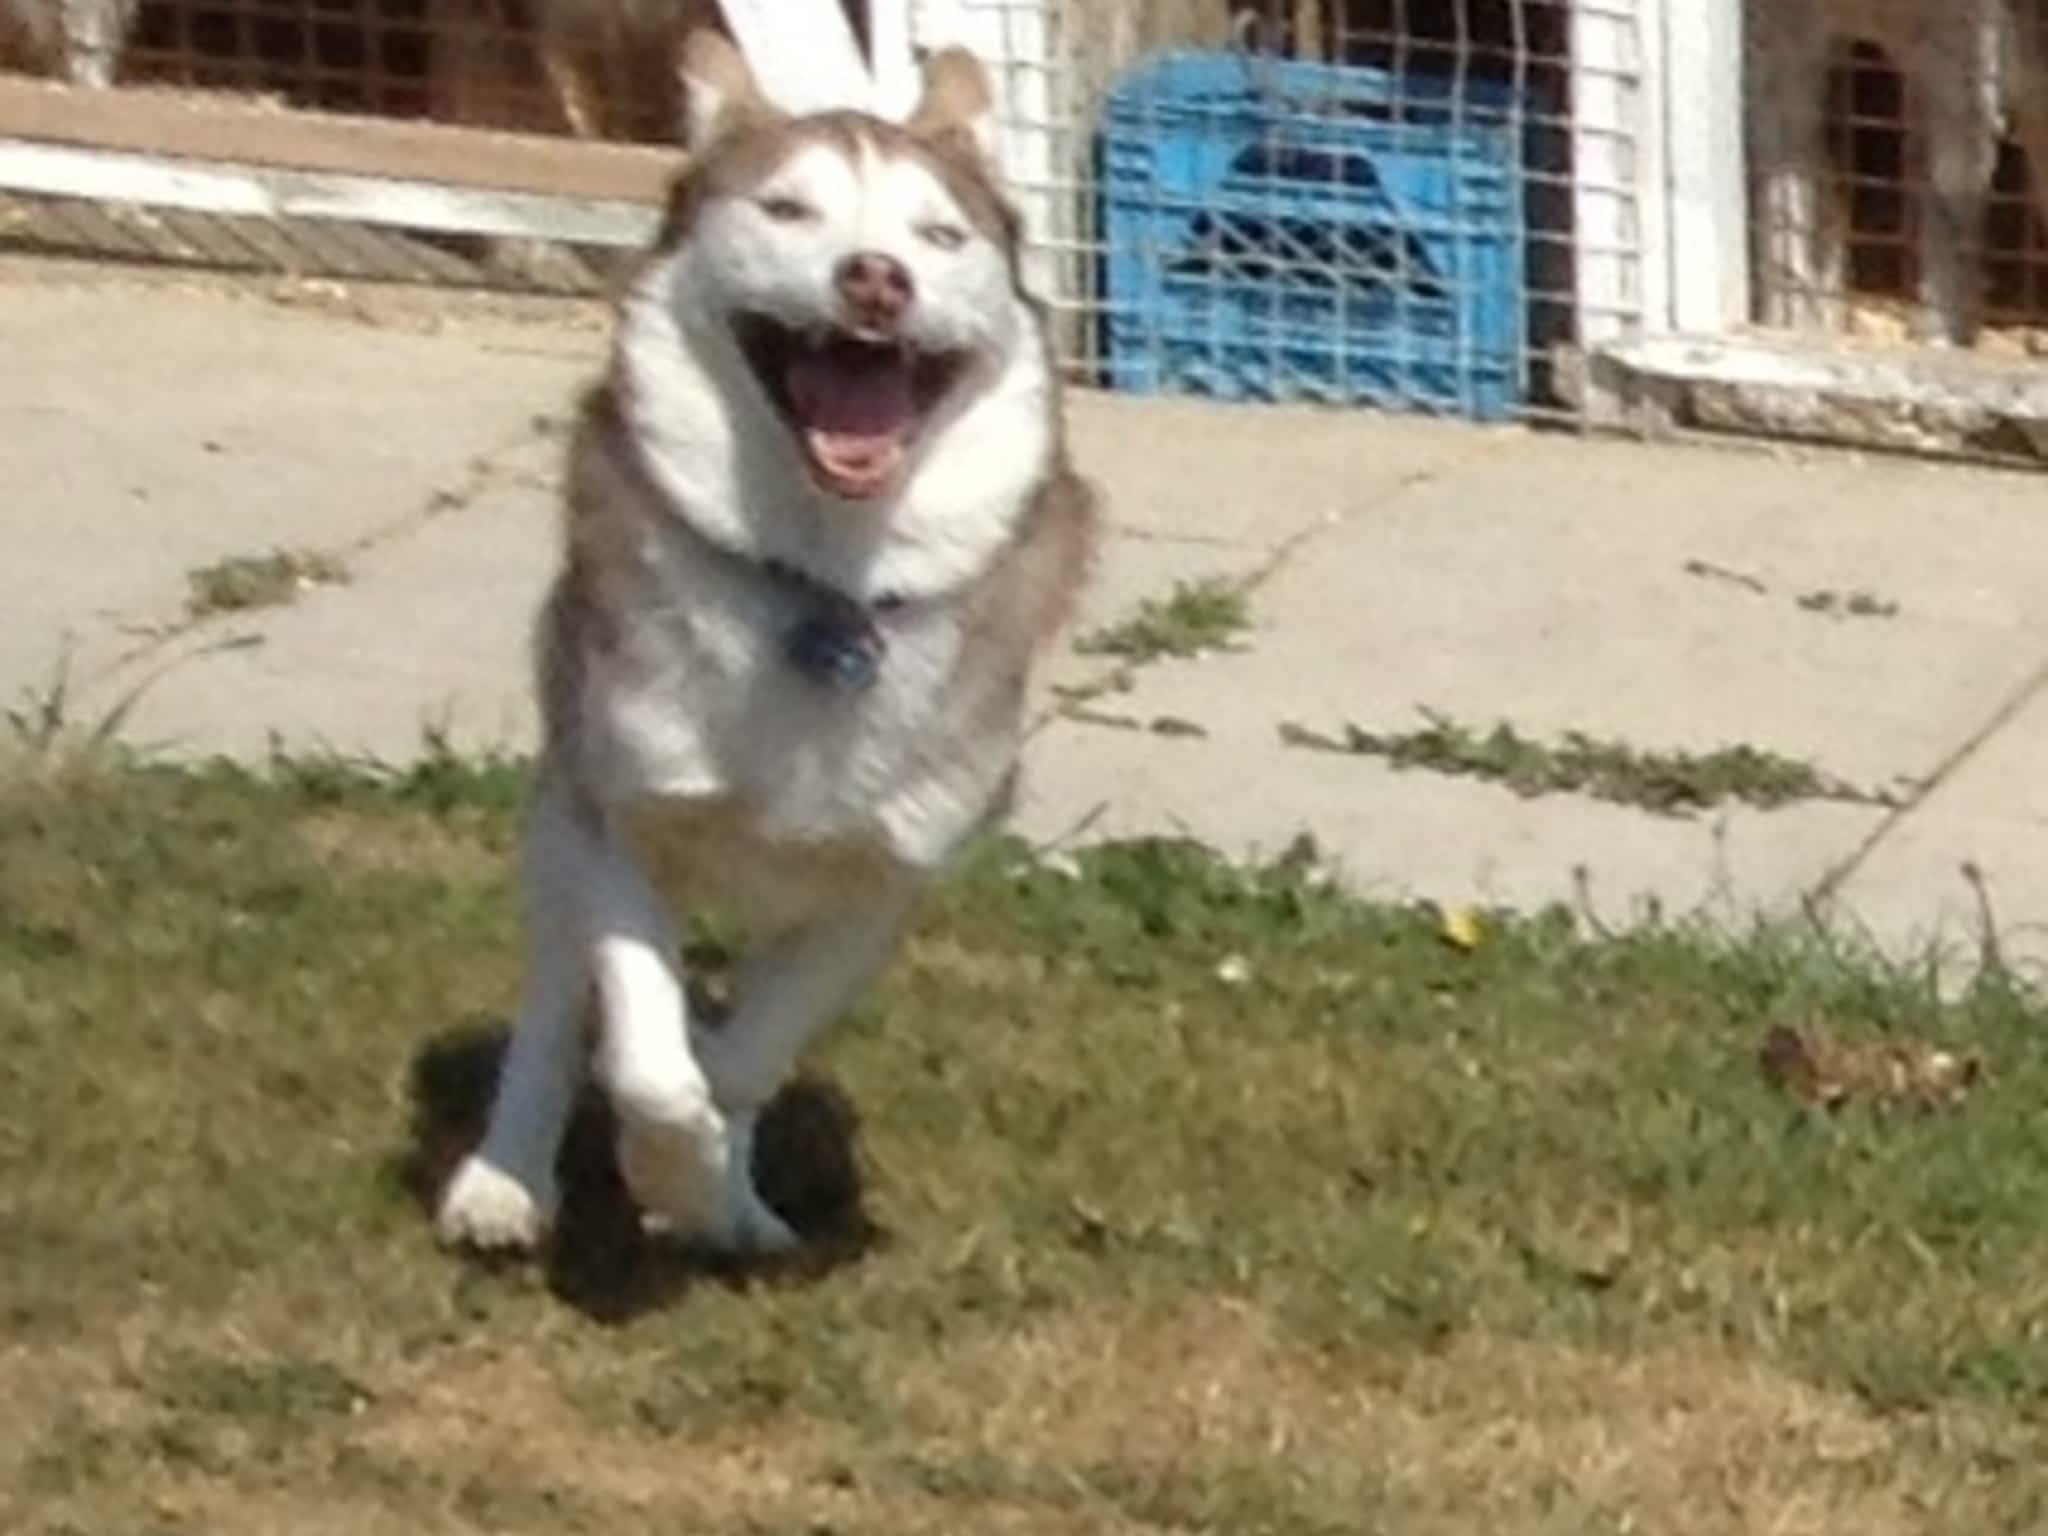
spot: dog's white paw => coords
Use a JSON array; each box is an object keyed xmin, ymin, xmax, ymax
[
  {"xmin": 435, "ymin": 1155, "xmax": 557, "ymax": 1251},
  {"xmin": 619, "ymin": 1106, "xmax": 799, "ymax": 1257},
  {"xmin": 617, "ymin": 1103, "xmax": 731, "ymax": 1239}
]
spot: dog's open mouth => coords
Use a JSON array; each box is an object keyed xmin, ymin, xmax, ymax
[{"xmin": 736, "ymin": 316, "xmax": 970, "ymax": 500}]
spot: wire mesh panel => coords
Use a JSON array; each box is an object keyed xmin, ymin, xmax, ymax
[
  {"xmin": 1743, "ymin": 0, "xmax": 2048, "ymax": 351},
  {"xmin": 923, "ymin": 0, "xmax": 1636, "ymax": 424},
  {"xmin": 0, "ymin": 0, "xmax": 731, "ymax": 137},
  {"xmin": 0, "ymin": 0, "xmax": 1647, "ymax": 425}
]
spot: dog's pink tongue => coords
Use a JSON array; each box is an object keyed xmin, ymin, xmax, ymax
[
  {"xmin": 787, "ymin": 347, "xmax": 915, "ymax": 498},
  {"xmin": 787, "ymin": 347, "xmax": 914, "ymax": 435}
]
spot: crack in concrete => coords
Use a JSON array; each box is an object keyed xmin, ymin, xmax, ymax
[
  {"xmin": 90, "ymin": 414, "xmax": 562, "ymax": 692},
  {"xmin": 1808, "ymin": 644, "xmax": 2048, "ymax": 906}
]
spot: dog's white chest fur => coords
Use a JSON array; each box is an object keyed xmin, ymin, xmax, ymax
[{"xmin": 586, "ymin": 542, "xmax": 1017, "ymax": 874}]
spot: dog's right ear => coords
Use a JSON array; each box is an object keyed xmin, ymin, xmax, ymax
[
  {"xmin": 678, "ymin": 29, "xmax": 766, "ymax": 151},
  {"xmin": 908, "ymin": 46, "xmax": 999, "ymax": 168}
]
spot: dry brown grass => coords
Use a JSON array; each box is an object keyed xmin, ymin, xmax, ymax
[
  {"xmin": 297, "ymin": 805, "xmax": 502, "ymax": 881},
  {"xmin": 8, "ymin": 1297, "xmax": 2031, "ymax": 1536},
  {"xmin": 885, "ymin": 1299, "xmax": 2031, "ymax": 1535}
]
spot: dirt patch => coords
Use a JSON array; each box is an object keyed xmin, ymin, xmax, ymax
[
  {"xmin": 351, "ymin": 1349, "xmax": 1133, "ymax": 1535},
  {"xmin": 297, "ymin": 807, "xmax": 500, "ymax": 882},
  {"xmin": 887, "ymin": 1299, "xmax": 2031, "ymax": 1534}
]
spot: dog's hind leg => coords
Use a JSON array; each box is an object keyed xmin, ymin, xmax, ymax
[
  {"xmin": 437, "ymin": 784, "xmax": 595, "ymax": 1251},
  {"xmin": 696, "ymin": 885, "xmax": 921, "ymax": 1252}
]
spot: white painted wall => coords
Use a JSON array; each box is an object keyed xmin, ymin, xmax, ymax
[{"xmin": 721, "ymin": 0, "xmax": 875, "ymax": 113}]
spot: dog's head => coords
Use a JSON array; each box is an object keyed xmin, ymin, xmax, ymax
[{"xmin": 628, "ymin": 33, "xmax": 1040, "ymax": 518}]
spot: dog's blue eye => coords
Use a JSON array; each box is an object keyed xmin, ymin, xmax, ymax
[
  {"xmin": 759, "ymin": 196, "xmax": 817, "ymax": 223},
  {"xmin": 918, "ymin": 222, "xmax": 968, "ymax": 251}
]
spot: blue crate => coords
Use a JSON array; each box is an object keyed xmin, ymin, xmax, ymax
[{"xmin": 1100, "ymin": 50, "xmax": 1525, "ymax": 420}]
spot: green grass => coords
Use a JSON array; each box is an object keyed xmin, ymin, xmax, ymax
[
  {"xmin": 2, "ymin": 756, "xmax": 2047, "ymax": 1533},
  {"xmin": 1073, "ymin": 576, "xmax": 1252, "ymax": 662},
  {"xmin": 1280, "ymin": 711, "xmax": 1895, "ymax": 815},
  {"xmin": 185, "ymin": 546, "xmax": 351, "ymax": 619}
]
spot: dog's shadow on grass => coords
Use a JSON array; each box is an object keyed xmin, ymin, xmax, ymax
[{"xmin": 394, "ymin": 1014, "xmax": 884, "ymax": 1323}]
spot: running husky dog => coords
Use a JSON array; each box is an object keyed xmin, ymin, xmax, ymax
[{"xmin": 436, "ymin": 32, "xmax": 1097, "ymax": 1256}]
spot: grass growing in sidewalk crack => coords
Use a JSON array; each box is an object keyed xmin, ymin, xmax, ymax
[
  {"xmin": 1280, "ymin": 712, "xmax": 1894, "ymax": 816},
  {"xmin": 1057, "ymin": 704, "xmax": 1210, "ymax": 739},
  {"xmin": 186, "ymin": 547, "xmax": 351, "ymax": 619},
  {"xmin": 1074, "ymin": 576, "xmax": 1251, "ymax": 662},
  {"xmin": 1798, "ymin": 588, "xmax": 1901, "ymax": 620}
]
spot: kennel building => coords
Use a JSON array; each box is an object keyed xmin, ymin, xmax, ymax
[{"xmin": 0, "ymin": 0, "xmax": 2042, "ymax": 456}]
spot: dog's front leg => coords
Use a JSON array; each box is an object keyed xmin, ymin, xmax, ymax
[
  {"xmin": 437, "ymin": 784, "xmax": 595, "ymax": 1251},
  {"xmin": 576, "ymin": 817, "xmax": 753, "ymax": 1250},
  {"xmin": 696, "ymin": 884, "xmax": 920, "ymax": 1249}
]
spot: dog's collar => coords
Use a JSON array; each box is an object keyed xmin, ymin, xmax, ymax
[{"xmin": 760, "ymin": 558, "xmax": 907, "ymax": 693}]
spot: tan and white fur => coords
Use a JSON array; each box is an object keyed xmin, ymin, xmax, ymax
[
  {"xmin": 435, "ymin": 33, "xmax": 1096, "ymax": 1256},
  {"xmin": 1748, "ymin": 0, "xmax": 2048, "ymax": 344},
  {"xmin": 0, "ymin": 0, "xmax": 135, "ymax": 85}
]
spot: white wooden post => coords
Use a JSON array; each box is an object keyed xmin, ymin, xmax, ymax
[
  {"xmin": 1657, "ymin": 0, "xmax": 1748, "ymax": 334},
  {"xmin": 1569, "ymin": 0, "xmax": 1647, "ymax": 361},
  {"xmin": 721, "ymin": 0, "xmax": 874, "ymax": 113},
  {"xmin": 867, "ymin": 0, "xmax": 921, "ymax": 118}
]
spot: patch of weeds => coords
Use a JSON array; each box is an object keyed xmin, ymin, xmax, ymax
[
  {"xmin": 1057, "ymin": 706, "xmax": 1211, "ymax": 739},
  {"xmin": 185, "ymin": 547, "xmax": 350, "ymax": 619},
  {"xmin": 5, "ymin": 638, "xmax": 257, "ymax": 770},
  {"xmin": 262, "ymin": 726, "xmax": 530, "ymax": 819},
  {"xmin": 1798, "ymin": 587, "xmax": 1900, "ymax": 620},
  {"xmin": 4, "ymin": 650, "xmax": 116, "ymax": 762},
  {"xmin": 1074, "ymin": 576, "xmax": 1250, "ymax": 662},
  {"xmin": 1279, "ymin": 711, "xmax": 1891, "ymax": 815},
  {"xmin": 1682, "ymin": 558, "xmax": 1768, "ymax": 595}
]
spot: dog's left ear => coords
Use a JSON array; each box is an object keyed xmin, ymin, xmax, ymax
[
  {"xmin": 908, "ymin": 46, "xmax": 1000, "ymax": 168},
  {"xmin": 678, "ymin": 28, "xmax": 769, "ymax": 152}
]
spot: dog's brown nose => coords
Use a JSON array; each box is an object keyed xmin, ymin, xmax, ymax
[{"xmin": 835, "ymin": 251, "xmax": 914, "ymax": 331}]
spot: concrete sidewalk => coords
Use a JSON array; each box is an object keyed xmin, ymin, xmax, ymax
[{"xmin": 7, "ymin": 257, "xmax": 2048, "ymax": 976}]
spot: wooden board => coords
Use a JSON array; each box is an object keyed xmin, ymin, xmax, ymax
[
  {"xmin": 0, "ymin": 137, "xmax": 662, "ymax": 246},
  {"xmin": 0, "ymin": 76, "xmax": 679, "ymax": 205}
]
